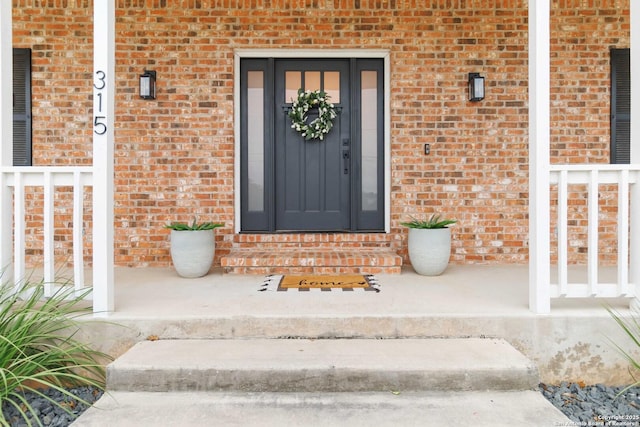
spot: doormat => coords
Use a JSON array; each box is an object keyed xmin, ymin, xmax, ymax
[{"xmin": 259, "ymin": 274, "xmax": 380, "ymax": 292}]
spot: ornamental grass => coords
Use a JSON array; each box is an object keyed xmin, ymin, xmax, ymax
[
  {"xmin": 0, "ymin": 273, "xmax": 111, "ymax": 426},
  {"xmin": 606, "ymin": 306, "xmax": 640, "ymax": 395}
]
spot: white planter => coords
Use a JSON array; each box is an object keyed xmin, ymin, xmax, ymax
[
  {"xmin": 407, "ymin": 228, "xmax": 452, "ymax": 276},
  {"xmin": 169, "ymin": 229, "xmax": 215, "ymax": 278}
]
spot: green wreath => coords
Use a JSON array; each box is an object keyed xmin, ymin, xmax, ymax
[{"xmin": 288, "ymin": 89, "xmax": 337, "ymax": 141}]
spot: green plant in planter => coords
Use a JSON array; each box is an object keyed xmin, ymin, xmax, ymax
[
  {"xmin": 400, "ymin": 214, "xmax": 457, "ymax": 229},
  {"xmin": 164, "ymin": 218, "xmax": 224, "ymax": 231},
  {"xmin": 164, "ymin": 217, "xmax": 224, "ymax": 278},
  {"xmin": 401, "ymin": 214, "xmax": 457, "ymax": 276}
]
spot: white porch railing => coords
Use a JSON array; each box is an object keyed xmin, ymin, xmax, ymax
[
  {"xmin": 546, "ymin": 165, "xmax": 640, "ymax": 304},
  {"xmin": 2, "ymin": 164, "xmax": 638, "ymax": 315},
  {"xmin": 0, "ymin": 166, "xmax": 93, "ymax": 300}
]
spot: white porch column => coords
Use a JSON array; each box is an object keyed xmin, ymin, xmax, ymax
[
  {"xmin": 0, "ymin": 2, "xmax": 13, "ymax": 281},
  {"xmin": 92, "ymin": 0, "xmax": 115, "ymax": 313},
  {"xmin": 631, "ymin": 1, "xmax": 640, "ymax": 306},
  {"xmin": 633, "ymin": 1, "xmax": 639, "ymax": 162},
  {"xmin": 528, "ymin": 0, "xmax": 552, "ymax": 314}
]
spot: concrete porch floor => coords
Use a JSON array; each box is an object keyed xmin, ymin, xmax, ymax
[
  {"xmin": 83, "ymin": 264, "xmax": 638, "ymax": 385},
  {"xmin": 106, "ymin": 264, "xmax": 629, "ymax": 317}
]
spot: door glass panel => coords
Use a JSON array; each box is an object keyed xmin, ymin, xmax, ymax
[
  {"xmin": 324, "ymin": 71, "xmax": 340, "ymax": 103},
  {"xmin": 285, "ymin": 71, "xmax": 301, "ymax": 102},
  {"xmin": 287, "ymin": 70, "xmax": 341, "ymax": 103},
  {"xmin": 247, "ymin": 71, "xmax": 264, "ymax": 211},
  {"xmin": 361, "ymin": 70, "xmax": 378, "ymax": 211},
  {"xmin": 304, "ymin": 71, "xmax": 321, "ymax": 92}
]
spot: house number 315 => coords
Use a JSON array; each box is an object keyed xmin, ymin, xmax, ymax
[{"xmin": 93, "ymin": 70, "xmax": 107, "ymax": 135}]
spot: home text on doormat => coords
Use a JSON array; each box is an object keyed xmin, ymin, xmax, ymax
[{"xmin": 259, "ymin": 274, "xmax": 380, "ymax": 292}]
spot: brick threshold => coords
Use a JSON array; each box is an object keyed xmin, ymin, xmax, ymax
[{"xmin": 221, "ymin": 248, "xmax": 402, "ymax": 275}]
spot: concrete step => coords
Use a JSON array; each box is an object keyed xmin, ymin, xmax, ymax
[
  {"xmin": 73, "ymin": 390, "xmax": 570, "ymax": 427},
  {"xmin": 106, "ymin": 338, "xmax": 539, "ymax": 392}
]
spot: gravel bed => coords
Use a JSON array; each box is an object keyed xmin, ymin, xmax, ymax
[
  {"xmin": 1, "ymin": 386, "xmax": 102, "ymax": 427},
  {"xmin": 541, "ymin": 382, "xmax": 640, "ymax": 425}
]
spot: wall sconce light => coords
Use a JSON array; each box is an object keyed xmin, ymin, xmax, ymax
[
  {"xmin": 468, "ymin": 72, "xmax": 485, "ymax": 102},
  {"xmin": 139, "ymin": 70, "xmax": 156, "ymax": 100}
]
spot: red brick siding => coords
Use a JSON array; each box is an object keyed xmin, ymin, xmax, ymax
[
  {"xmin": 549, "ymin": 1, "xmax": 630, "ymax": 264},
  {"xmin": 11, "ymin": 0, "xmax": 630, "ymax": 267}
]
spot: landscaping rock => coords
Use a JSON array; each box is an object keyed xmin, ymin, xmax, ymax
[
  {"xmin": 1, "ymin": 386, "xmax": 102, "ymax": 427},
  {"xmin": 541, "ymin": 382, "xmax": 640, "ymax": 424}
]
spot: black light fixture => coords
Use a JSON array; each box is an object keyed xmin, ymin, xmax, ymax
[
  {"xmin": 468, "ymin": 72, "xmax": 485, "ymax": 102},
  {"xmin": 139, "ymin": 70, "xmax": 156, "ymax": 100}
]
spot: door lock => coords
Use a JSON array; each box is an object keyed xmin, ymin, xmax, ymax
[{"xmin": 343, "ymin": 150, "xmax": 350, "ymax": 174}]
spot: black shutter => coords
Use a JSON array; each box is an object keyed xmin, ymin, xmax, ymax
[
  {"xmin": 611, "ymin": 48, "xmax": 630, "ymax": 164},
  {"xmin": 13, "ymin": 48, "xmax": 32, "ymax": 166}
]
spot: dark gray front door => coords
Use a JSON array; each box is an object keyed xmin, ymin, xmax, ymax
[
  {"xmin": 239, "ymin": 58, "xmax": 385, "ymax": 233},
  {"xmin": 274, "ymin": 60, "xmax": 350, "ymax": 231}
]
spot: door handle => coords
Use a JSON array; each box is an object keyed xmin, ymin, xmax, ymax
[{"xmin": 343, "ymin": 150, "xmax": 350, "ymax": 174}]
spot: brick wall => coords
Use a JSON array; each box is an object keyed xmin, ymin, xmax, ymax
[{"xmin": 11, "ymin": 0, "xmax": 630, "ymax": 268}]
